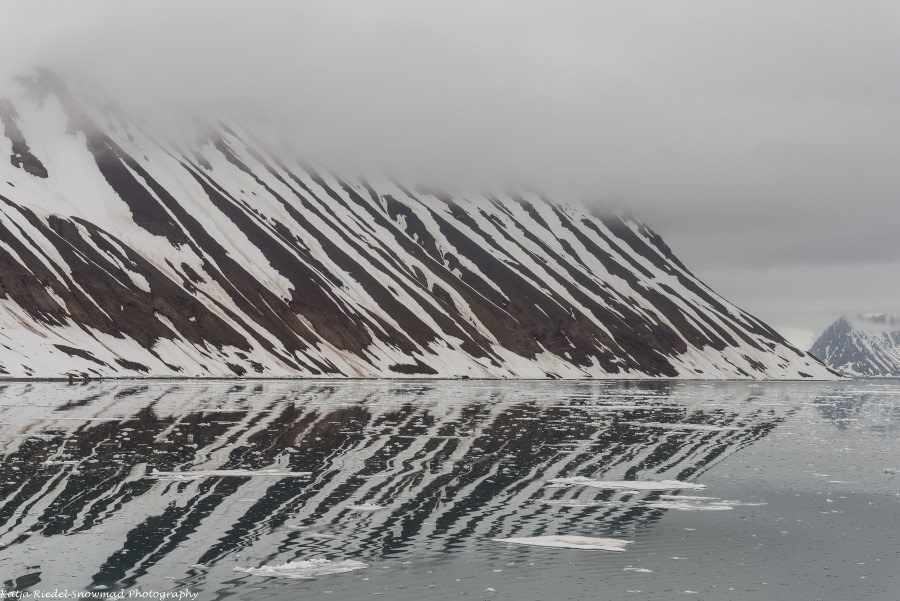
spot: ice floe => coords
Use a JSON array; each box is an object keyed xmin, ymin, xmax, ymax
[
  {"xmin": 643, "ymin": 500, "xmax": 735, "ymax": 511},
  {"xmin": 345, "ymin": 503, "xmax": 385, "ymax": 511},
  {"xmin": 542, "ymin": 499, "xmax": 625, "ymax": 508},
  {"xmin": 492, "ymin": 535, "xmax": 632, "ymax": 551},
  {"xmin": 548, "ymin": 476, "xmax": 706, "ymax": 490},
  {"xmin": 234, "ymin": 558, "xmax": 368, "ymax": 579},
  {"xmin": 145, "ymin": 468, "xmax": 311, "ymax": 481},
  {"xmin": 621, "ymin": 421, "xmax": 740, "ymax": 432},
  {"xmin": 542, "ymin": 491, "xmax": 764, "ymax": 512}
]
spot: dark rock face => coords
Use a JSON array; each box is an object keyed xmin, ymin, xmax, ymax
[
  {"xmin": 0, "ymin": 99, "xmax": 48, "ymax": 178},
  {"xmin": 810, "ymin": 315, "xmax": 900, "ymax": 376},
  {"xmin": 0, "ymin": 72, "xmax": 831, "ymax": 379}
]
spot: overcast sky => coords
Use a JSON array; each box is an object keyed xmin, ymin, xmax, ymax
[{"xmin": 1, "ymin": 1, "xmax": 898, "ymax": 349}]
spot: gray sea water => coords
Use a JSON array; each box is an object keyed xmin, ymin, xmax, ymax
[{"xmin": 0, "ymin": 379, "xmax": 898, "ymax": 600}]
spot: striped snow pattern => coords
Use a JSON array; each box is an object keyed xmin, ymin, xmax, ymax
[
  {"xmin": 0, "ymin": 380, "xmax": 791, "ymax": 588},
  {"xmin": 0, "ymin": 72, "xmax": 832, "ymax": 379}
]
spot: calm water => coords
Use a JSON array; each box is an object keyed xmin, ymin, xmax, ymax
[{"xmin": 0, "ymin": 380, "xmax": 898, "ymax": 600}]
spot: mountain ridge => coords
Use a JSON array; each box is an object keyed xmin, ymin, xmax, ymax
[
  {"xmin": 0, "ymin": 71, "xmax": 834, "ymax": 379},
  {"xmin": 810, "ymin": 314, "xmax": 900, "ymax": 377}
]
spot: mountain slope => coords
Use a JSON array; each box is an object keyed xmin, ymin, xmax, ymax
[
  {"xmin": 0, "ymin": 72, "xmax": 832, "ymax": 379},
  {"xmin": 810, "ymin": 315, "xmax": 900, "ymax": 376}
]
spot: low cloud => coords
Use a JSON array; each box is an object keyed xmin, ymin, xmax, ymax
[{"xmin": 1, "ymin": 1, "xmax": 897, "ymax": 344}]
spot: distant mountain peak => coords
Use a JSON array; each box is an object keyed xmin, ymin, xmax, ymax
[
  {"xmin": 811, "ymin": 314, "xmax": 900, "ymax": 376},
  {"xmin": 845, "ymin": 313, "xmax": 900, "ymax": 328}
]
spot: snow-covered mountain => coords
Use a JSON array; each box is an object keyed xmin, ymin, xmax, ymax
[
  {"xmin": 810, "ymin": 314, "xmax": 900, "ymax": 377},
  {"xmin": 0, "ymin": 71, "xmax": 832, "ymax": 379}
]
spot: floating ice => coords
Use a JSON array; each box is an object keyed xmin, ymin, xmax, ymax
[
  {"xmin": 549, "ymin": 477, "xmax": 706, "ymax": 490},
  {"xmin": 234, "ymin": 558, "xmax": 368, "ymax": 579},
  {"xmin": 146, "ymin": 468, "xmax": 311, "ymax": 481},
  {"xmin": 492, "ymin": 535, "xmax": 632, "ymax": 551},
  {"xmin": 622, "ymin": 421, "xmax": 740, "ymax": 432},
  {"xmin": 345, "ymin": 503, "xmax": 385, "ymax": 511},
  {"xmin": 646, "ymin": 495, "xmax": 766, "ymax": 511},
  {"xmin": 542, "ymin": 499, "xmax": 624, "ymax": 508},
  {"xmin": 658, "ymin": 495, "xmax": 716, "ymax": 501},
  {"xmin": 644, "ymin": 500, "xmax": 734, "ymax": 511}
]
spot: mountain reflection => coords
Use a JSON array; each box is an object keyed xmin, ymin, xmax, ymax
[
  {"xmin": 814, "ymin": 383, "xmax": 900, "ymax": 431},
  {"xmin": 0, "ymin": 380, "xmax": 790, "ymax": 592}
]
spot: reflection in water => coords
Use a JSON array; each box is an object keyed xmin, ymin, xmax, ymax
[
  {"xmin": 814, "ymin": 384, "xmax": 900, "ymax": 431},
  {"xmin": 0, "ymin": 380, "xmax": 860, "ymax": 595}
]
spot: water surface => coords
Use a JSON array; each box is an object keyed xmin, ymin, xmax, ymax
[{"xmin": 0, "ymin": 380, "xmax": 898, "ymax": 600}]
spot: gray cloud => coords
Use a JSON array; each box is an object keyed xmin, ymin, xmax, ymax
[{"xmin": 1, "ymin": 1, "xmax": 898, "ymax": 347}]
